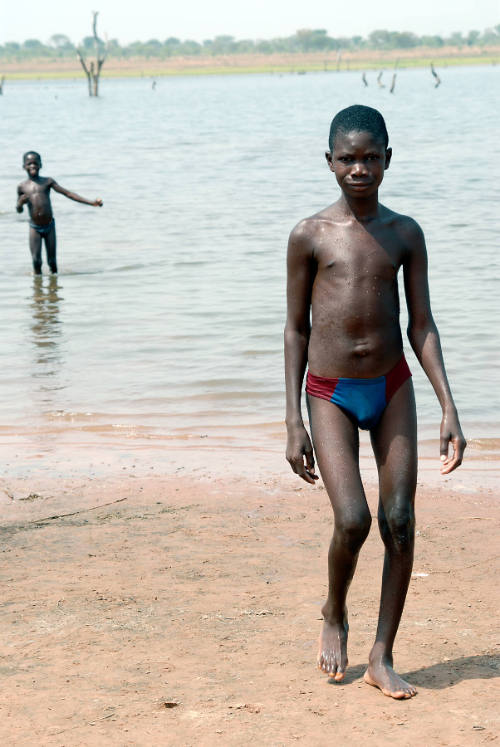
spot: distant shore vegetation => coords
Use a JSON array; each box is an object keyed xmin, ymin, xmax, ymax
[{"xmin": 1, "ymin": 25, "xmax": 499, "ymax": 60}]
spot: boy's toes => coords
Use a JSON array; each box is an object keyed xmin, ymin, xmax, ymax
[{"xmin": 317, "ymin": 653, "xmax": 330, "ymax": 673}]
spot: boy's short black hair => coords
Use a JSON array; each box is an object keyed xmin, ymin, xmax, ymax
[
  {"xmin": 23, "ymin": 151, "xmax": 41, "ymax": 164},
  {"xmin": 328, "ymin": 105, "xmax": 389, "ymax": 151}
]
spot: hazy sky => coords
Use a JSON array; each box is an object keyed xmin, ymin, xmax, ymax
[{"xmin": 2, "ymin": 0, "xmax": 499, "ymax": 44}]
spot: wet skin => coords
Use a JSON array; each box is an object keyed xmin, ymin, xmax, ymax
[
  {"xmin": 284, "ymin": 129, "xmax": 466, "ymax": 697},
  {"xmin": 17, "ymin": 154, "xmax": 103, "ymax": 274}
]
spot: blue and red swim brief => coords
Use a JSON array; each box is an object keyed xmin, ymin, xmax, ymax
[{"xmin": 305, "ymin": 355, "xmax": 411, "ymax": 430}]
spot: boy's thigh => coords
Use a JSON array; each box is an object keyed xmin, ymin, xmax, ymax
[
  {"xmin": 370, "ymin": 378, "xmax": 418, "ymax": 500},
  {"xmin": 307, "ymin": 394, "xmax": 367, "ymax": 512},
  {"xmin": 29, "ymin": 228, "xmax": 42, "ymax": 259}
]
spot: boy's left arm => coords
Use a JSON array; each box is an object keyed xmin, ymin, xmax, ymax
[
  {"xmin": 402, "ymin": 218, "xmax": 466, "ymax": 474},
  {"xmin": 51, "ymin": 180, "xmax": 103, "ymax": 207}
]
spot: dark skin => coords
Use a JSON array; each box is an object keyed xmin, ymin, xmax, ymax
[
  {"xmin": 17, "ymin": 153, "xmax": 103, "ymax": 274},
  {"xmin": 284, "ymin": 129, "xmax": 466, "ymax": 699}
]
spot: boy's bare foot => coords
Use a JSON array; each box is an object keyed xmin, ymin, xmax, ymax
[
  {"xmin": 364, "ymin": 657, "xmax": 417, "ymax": 699},
  {"xmin": 317, "ymin": 616, "xmax": 349, "ymax": 680}
]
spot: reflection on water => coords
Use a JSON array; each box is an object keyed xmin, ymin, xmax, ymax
[{"xmin": 29, "ymin": 275, "xmax": 66, "ymax": 407}]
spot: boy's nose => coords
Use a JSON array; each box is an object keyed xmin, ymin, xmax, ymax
[{"xmin": 351, "ymin": 161, "xmax": 367, "ymax": 175}]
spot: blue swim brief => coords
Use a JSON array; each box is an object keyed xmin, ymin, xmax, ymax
[
  {"xmin": 305, "ymin": 355, "xmax": 412, "ymax": 430},
  {"xmin": 30, "ymin": 219, "xmax": 55, "ymax": 236}
]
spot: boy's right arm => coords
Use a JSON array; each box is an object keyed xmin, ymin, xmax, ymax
[
  {"xmin": 16, "ymin": 185, "xmax": 27, "ymax": 212},
  {"xmin": 284, "ymin": 222, "xmax": 318, "ymax": 484}
]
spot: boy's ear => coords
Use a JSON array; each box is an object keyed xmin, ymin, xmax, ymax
[
  {"xmin": 384, "ymin": 147, "xmax": 392, "ymax": 170},
  {"xmin": 325, "ymin": 151, "xmax": 335, "ymax": 172}
]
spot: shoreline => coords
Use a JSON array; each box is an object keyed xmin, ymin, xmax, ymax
[
  {"xmin": 0, "ymin": 423, "xmax": 500, "ymax": 503},
  {"xmin": 1, "ymin": 46, "xmax": 499, "ymax": 80}
]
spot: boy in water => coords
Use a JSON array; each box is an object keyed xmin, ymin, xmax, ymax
[
  {"xmin": 284, "ymin": 105, "xmax": 466, "ymax": 699},
  {"xmin": 17, "ymin": 151, "xmax": 103, "ymax": 274}
]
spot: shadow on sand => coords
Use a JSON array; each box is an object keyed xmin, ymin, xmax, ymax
[
  {"xmin": 327, "ymin": 655, "xmax": 499, "ymax": 689},
  {"xmin": 404, "ymin": 654, "xmax": 499, "ymax": 689}
]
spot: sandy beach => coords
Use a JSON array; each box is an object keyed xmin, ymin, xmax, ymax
[
  {"xmin": 1, "ymin": 436, "xmax": 498, "ymax": 746},
  {"xmin": 1, "ymin": 46, "xmax": 499, "ymax": 79}
]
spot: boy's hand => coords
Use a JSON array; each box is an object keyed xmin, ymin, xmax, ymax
[
  {"xmin": 439, "ymin": 411, "xmax": 466, "ymax": 474},
  {"xmin": 286, "ymin": 425, "xmax": 319, "ymax": 484},
  {"xmin": 16, "ymin": 194, "xmax": 28, "ymax": 212},
  {"xmin": 93, "ymin": 199, "xmax": 103, "ymax": 207}
]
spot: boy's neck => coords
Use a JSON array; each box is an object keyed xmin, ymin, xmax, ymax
[{"xmin": 339, "ymin": 192, "xmax": 380, "ymax": 222}]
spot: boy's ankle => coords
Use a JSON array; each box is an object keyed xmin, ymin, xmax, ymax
[
  {"xmin": 321, "ymin": 602, "xmax": 347, "ymax": 624},
  {"xmin": 369, "ymin": 642, "xmax": 393, "ymax": 664}
]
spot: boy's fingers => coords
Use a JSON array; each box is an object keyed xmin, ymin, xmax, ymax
[
  {"xmin": 441, "ymin": 454, "xmax": 461, "ymax": 474},
  {"xmin": 297, "ymin": 463, "xmax": 316, "ymax": 483},
  {"xmin": 440, "ymin": 437, "xmax": 466, "ymax": 474},
  {"xmin": 304, "ymin": 450, "xmax": 319, "ymax": 481},
  {"xmin": 289, "ymin": 454, "xmax": 317, "ymax": 484}
]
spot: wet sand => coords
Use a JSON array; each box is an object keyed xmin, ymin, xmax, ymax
[{"xmin": 1, "ymin": 441, "xmax": 499, "ymax": 745}]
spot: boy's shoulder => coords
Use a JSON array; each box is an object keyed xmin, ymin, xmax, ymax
[
  {"xmin": 288, "ymin": 202, "xmax": 342, "ymax": 249},
  {"xmin": 381, "ymin": 206, "xmax": 425, "ymax": 248},
  {"xmin": 375, "ymin": 202, "xmax": 419, "ymax": 228}
]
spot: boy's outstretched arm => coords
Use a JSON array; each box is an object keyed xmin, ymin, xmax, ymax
[
  {"xmin": 51, "ymin": 180, "xmax": 103, "ymax": 207},
  {"xmin": 402, "ymin": 219, "xmax": 466, "ymax": 474},
  {"xmin": 284, "ymin": 223, "xmax": 318, "ymax": 484}
]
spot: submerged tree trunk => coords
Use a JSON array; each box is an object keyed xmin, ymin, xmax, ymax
[{"xmin": 76, "ymin": 11, "xmax": 107, "ymax": 97}]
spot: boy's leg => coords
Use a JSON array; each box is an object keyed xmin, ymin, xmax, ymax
[
  {"xmin": 45, "ymin": 224, "xmax": 57, "ymax": 274},
  {"xmin": 29, "ymin": 228, "xmax": 42, "ymax": 274},
  {"xmin": 308, "ymin": 395, "xmax": 372, "ymax": 681},
  {"xmin": 365, "ymin": 378, "xmax": 418, "ymax": 698}
]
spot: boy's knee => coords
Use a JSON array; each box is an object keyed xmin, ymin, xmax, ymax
[
  {"xmin": 336, "ymin": 509, "xmax": 372, "ymax": 549},
  {"xmin": 380, "ymin": 502, "xmax": 415, "ymax": 549}
]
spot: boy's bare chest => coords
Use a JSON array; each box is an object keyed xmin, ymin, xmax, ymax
[
  {"xmin": 313, "ymin": 223, "xmax": 403, "ymax": 282},
  {"xmin": 24, "ymin": 179, "xmax": 50, "ymax": 198}
]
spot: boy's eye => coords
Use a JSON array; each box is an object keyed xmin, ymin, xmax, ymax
[{"xmin": 367, "ymin": 154, "xmax": 380, "ymax": 160}]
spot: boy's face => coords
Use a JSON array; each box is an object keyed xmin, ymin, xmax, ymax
[
  {"xmin": 325, "ymin": 130, "xmax": 391, "ymax": 198},
  {"xmin": 23, "ymin": 154, "xmax": 41, "ymax": 177}
]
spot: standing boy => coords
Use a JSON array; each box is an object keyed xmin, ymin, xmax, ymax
[
  {"xmin": 17, "ymin": 151, "xmax": 103, "ymax": 274},
  {"xmin": 284, "ymin": 105, "xmax": 465, "ymax": 699}
]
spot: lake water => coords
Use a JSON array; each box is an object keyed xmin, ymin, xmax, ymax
[{"xmin": 0, "ymin": 65, "xmax": 499, "ymax": 465}]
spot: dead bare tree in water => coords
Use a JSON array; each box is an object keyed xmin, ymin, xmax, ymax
[
  {"xmin": 377, "ymin": 71, "xmax": 385, "ymax": 88},
  {"xmin": 0, "ymin": 76, "xmax": 5, "ymax": 95},
  {"xmin": 362, "ymin": 72, "xmax": 368, "ymax": 87},
  {"xmin": 76, "ymin": 11, "xmax": 107, "ymax": 96},
  {"xmin": 431, "ymin": 62, "xmax": 441, "ymax": 88},
  {"xmin": 390, "ymin": 60, "xmax": 398, "ymax": 94}
]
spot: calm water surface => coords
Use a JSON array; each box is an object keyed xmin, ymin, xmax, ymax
[{"xmin": 0, "ymin": 66, "xmax": 499, "ymax": 452}]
